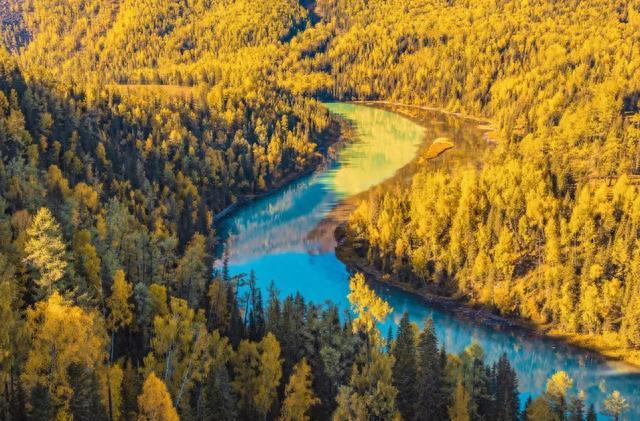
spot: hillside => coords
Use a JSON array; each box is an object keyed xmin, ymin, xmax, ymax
[{"xmin": 0, "ymin": 0, "xmax": 639, "ymax": 419}]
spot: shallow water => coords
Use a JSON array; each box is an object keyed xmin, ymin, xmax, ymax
[{"xmin": 216, "ymin": 103, "xmax": 640, "ymax": 418}]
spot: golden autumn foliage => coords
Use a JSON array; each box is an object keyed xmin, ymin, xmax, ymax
[
  {"xmin": 137, "ymin": 372, "xmax": 180, "ymax": 421},
  {"xmin": 348, "ymin": 272, "xmax": 392, "ymax": 337},
  {"xmin": 0, "ymin": 0, "xmax": 639, "ymax": 418},
  {"xmin": 280, "ymin": 358, "xmax": 319, "ymax": 421},
  {"xmin": 106, "ymin": 269, "xmax": 133, "ymax": 332},
  {"xmin": 22, "ymin": 292, "xmax": 106, "ymax": 413},
  {"xmin": 23, "ymin": 207, "xmax": 67, "ymax": 296}
]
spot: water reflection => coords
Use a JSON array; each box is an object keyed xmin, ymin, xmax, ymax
[{"xmin": 215, "ymin": 103, "xmax": 640, "ymax": 418}]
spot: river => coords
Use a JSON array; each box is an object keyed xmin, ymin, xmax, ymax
[{"xmin": 216, "ymin": 102, "xmax": 640, "ymax": 418}]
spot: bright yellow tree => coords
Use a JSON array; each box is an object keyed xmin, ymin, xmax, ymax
[
  {"xmin": 137, "ymin": 372, "xmax": 179, "ymax": 421},
  {"xmin": 280, "ymin": 358, "xmax": 319, "ymax": 421},
  {"xmin": 22, "ymin": 292, "xmax": 106, "ymax": 417},
  {"xmin": 106, "ymin": 269, "xmax": 133, "ymax": 360},
  {"xmin": 348, "ymin": 273, "xmax": 392, "ymax": 340},
  {"xmin": 23, "ymin": 207, "xmax": 67, "ymax": 297}
]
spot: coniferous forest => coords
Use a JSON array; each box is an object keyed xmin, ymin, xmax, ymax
[{"xmin": 0, "ymin": 0, "xmax": 639, "ymax": 420}]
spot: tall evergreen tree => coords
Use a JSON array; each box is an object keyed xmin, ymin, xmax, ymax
[
  {"xmin": 416, "ymin": 318, "xmax": 446, "ymax": 421},
  {"xmin": 493, "ymin": 353, "xmax": 519, "ymax": 421},
  {"xmin": 266, "ymin": 281, "xmax": 282, "ymax": 337},
  {"xmin": 200, "ymin": 365, "xmax": 236, "ymax": 421},
  {"xmin": 248, "ymin": 271, "xmax": 266, "ymax": 341},
  {"xmin": 567, "ymin": 392, "xmax": 585, "ymax": 421},
  {"xmin": 27, "ymin": 384, "xmax": 52, "ymax": 421},
  {"xmin": 391, "ymin": 311, "xmax": 418, "ymax": 420},
  {"xmin": 68, "ymin": 363, "xmax": 106, "ymax": 421}
]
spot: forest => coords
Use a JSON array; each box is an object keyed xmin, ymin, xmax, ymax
[{"xmin": 0, "ymin": 0, "xmax": 639, "ymax": 419}]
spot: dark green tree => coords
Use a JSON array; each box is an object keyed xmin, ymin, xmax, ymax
[
  {"xmin": 416, "ymin": 318, "xmax": 446, "ymax": 421},
  {"xmin": 392, "ymin": 312, "xmax": 418, "ymax": 420},
  {"xmin": 493, "ymin": 353, "xmax": 520, "ymax": 421},
  {"xmin": 199, "ymin": 365, "xmax": 236, "ymax": 421}
]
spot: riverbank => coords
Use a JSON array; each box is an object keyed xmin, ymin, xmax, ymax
[
  {"xmin": 214, "ymin": 116, "xmax": 354, "ymax": 222},
  {"xmin": 353, "ymin": 100, "xmax": 500, "ymax": 144},
  {"xmin": 334, "ymin": 224, "xmax": 640, "ymax": 370},
  {"xmin": 332, "ymin": 102, "xmax": 640, "ymax": 370}
]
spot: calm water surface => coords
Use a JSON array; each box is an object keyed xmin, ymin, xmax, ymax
[{"xmin": 216, "ymin": 103, "xmax": 640, "ymax": 418}]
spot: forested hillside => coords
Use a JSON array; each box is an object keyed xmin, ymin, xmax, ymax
[
  {"xmin": 328, "ymin": 0, "xmax": 640, "ymax": 360},
  {"xmin": 0, "ymin": 0, "xmax": 639, "ymax": 419}
]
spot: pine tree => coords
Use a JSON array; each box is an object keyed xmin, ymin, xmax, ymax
[
  {"xmin": 200, "ymin": 365, "xmax": 236, "ymax": 421},
  {"xmin": 68, "ymin": 363, "xmax": 106, "ymax": 421},
  {"xmin": 248, "ymin": 271, "xmax": 266, "ymax": 341},
  {"xmin": 494, "ymin": 353, "xmax": 519, "ymax": 421},
  {"xmin": 266, "ymin": 281, "xmax": 282, "ymax": 337},
  {"xmin": 226, "ymin": 281, "xmax": 243, "ymax": 347},
  {"xmin": 585, "ymin": 404, "xmax": 597, "ymax": 421},
  {"xmin": 121, "ymin": 359, "xmax": 141, "ymax": 420},
  {"xmin": 280, "ymin": 358, "xmax": 319, "ymax": 421},
  {"xmin": 567, "ymin": 392, "xmax": 585, "ymax": 421},
  {"xmin": 416, "ymin": 319, "xmax": 446, "ymax": 421},
  {"xmin": 391, "ymin": 312, "xmax": 417, "ymax": 420},
  {"xmin": 28, "ymin": 384, "xmax": 52, "ymax": 421}
]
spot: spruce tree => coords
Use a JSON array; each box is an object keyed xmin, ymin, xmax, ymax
[
  {"xmin": 567, "ymin": 393, "xmax": 585, "ymax": 421},
  {"xmin": 391, "ymin": 311, "xmax": 418, "ymax": 420},
  {"xmin": 416, "ymin": 318, "xmax": 446, "ymax": 421},
  {"xmin": 27, "ymin": 384, "xmax": 52, "ymax": 421},
  {"xmin": 494, "ymin": 353, "xmax": 519, "ymax": 421},
  {"xmin": 266, "ymin": 281, "xmax": 282, "ymax": 337},
  {"xmin": 200, "ymin": 365, "xmax": 236, "ymax": 421},
  {"xmin": 68, "ymin": 363, "xmax": 106, "ymax": 421},
  {"xmin": 248, "ymin": 271, "xmax": 265, "ymax": 341}
]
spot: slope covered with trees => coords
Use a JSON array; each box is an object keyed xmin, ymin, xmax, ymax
[
  {"xmin": 327, "ymin": 0, "xmax": 640, "ymax": 359},
  {"xmin": 0, "ymin": 0, "xmax": 639, "ymax": 419}
]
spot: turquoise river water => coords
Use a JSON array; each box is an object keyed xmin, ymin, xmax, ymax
[{"xmin": 216, "ymin": 103, "xmax": 640, "ymax": 419}]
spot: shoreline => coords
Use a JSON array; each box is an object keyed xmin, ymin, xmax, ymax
[
  {"xmin": 213, "ymin": 116, "xmax": 353, "ymax": 223},
  {"xmin": 214, "ymin": 99, "xmax": 640, "ymax": 371},
  {"xmin": 332, "ymin": 101, "xmax": 640, "ymax": 370},
  {"xmin": 352, "ymin": 100, "xmax": 500, "ymax": 144},
  {"xmin": 334, "ymin": 225, "xmax": 640, "ymax": 371}
]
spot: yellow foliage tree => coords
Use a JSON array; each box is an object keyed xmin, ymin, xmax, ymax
[
  {"xmin": 137, "ymin": 372, "xmax": 179, "ymax": 421},
  {"xmin": 348, "ymin": 273, "xmax": 392, "ymax": 341},
  {"xmin": 23, "ymin": 207, "xmax": 67, "ymax": 297},
  {"xmin": 280, "ymin": 358, "xmax": 319, "ymax": 421},
  {"xmin": 106, "ymin": 269, "xmax": 133, "ymax": 358},
  {"xmin": 22, "ymin": 292, "xmax": 106, "ymax": 416}
]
